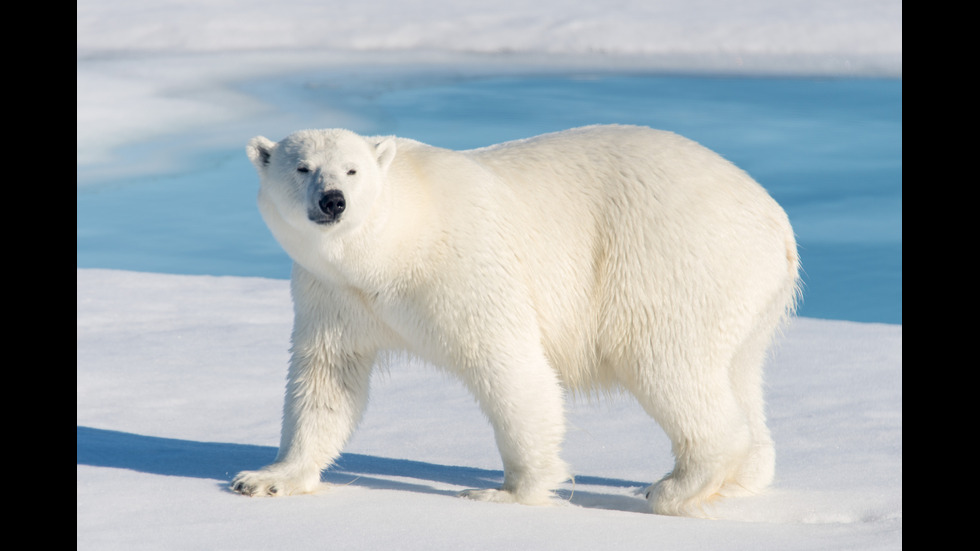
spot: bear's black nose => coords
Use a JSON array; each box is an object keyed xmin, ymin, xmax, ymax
[{"xmin": 318, "ymin": 189, "xmax": 346, "ymax": 217}]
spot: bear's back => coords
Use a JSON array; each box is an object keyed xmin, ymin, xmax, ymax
[{"xmin": 462, "ymin": 125, "xmax": 797, "ymax": 390}]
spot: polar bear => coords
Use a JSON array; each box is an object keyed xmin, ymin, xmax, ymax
[{"xmin": 231, "ymin": 125, "xmax": 799, "ymax": 516}]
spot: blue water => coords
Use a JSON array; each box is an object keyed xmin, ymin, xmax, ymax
[{"xmin": 76, "ymin": 73, "xmax": 901, "ymax": 324}]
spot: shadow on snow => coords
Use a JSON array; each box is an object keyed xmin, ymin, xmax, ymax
[{"xmin": 76, "ymin": 425, "xmax": 651, "ymax": 513}]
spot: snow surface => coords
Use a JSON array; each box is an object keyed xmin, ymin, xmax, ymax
[
  {"xmin": 77, "ymin": 1, "xmax": 902, "ymax": 549},
  {"xmin": 77, "ymin": 270, "xmax": 901, "ymax": 550},
  {"xmin": 76, "ymin": 0, "xmax": 902, "ymax": 168}
]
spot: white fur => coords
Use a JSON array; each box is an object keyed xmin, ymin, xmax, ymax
[{"xmin": 231, "ymin": 125, "xmax": 799, "ymax": 516}]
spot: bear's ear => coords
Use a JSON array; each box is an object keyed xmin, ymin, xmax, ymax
[
  {"xmin": 375, "ymin": 138, "xmax": 397, "ymax": 172},
  {"xmin": 246, "ymin": 136, "xmax": 276, "ymax": 171}
]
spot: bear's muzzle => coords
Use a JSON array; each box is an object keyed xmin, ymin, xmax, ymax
[{"xmin": 308, "ymin": 189, "xmax": 346, "ymax": 225}]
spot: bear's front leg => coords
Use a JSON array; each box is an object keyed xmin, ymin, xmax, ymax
[
  {"xmin": 455, "ymin": 345, "xmax": 571, "ymax": 505},
  {"xmin": 232, "ymin": 272, "xmax": 376, "ymax": 497},
  {"xmin": 231, "ymin": 345, "xmax": 374, "ymax": 496}
]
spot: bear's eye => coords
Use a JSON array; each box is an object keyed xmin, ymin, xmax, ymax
[
  {"xmin": 297, "ymin": 166, "xmax": 310, "ymax": 173},
  {"xmin": 346, "ymin": 169, "xmax": 357, "ymax": 176}
]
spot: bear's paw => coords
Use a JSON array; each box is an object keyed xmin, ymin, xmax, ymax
[
  {"xmin": 458, "ymin": 487, "xmax": 559, "ymax": 506},
  {"xmin": 230, "ymin": 468, "xmax": 322, "ymax": 497}
]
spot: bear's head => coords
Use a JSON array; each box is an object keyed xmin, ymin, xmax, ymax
[{"xmin": 246, "ymin": 129, "xmax": 397, "ymax": 240}]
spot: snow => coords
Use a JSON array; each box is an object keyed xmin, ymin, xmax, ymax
[
  {"xmin": 77, "ymin": 2, "xmax": 902, "ymax": 549},
  {"xmin": 76, "ymin": 0, "xmax": 902, "ymax": 169},
  {"xmin": 77, "ymin": 270, "xmax": 901, "ymax": 550}
]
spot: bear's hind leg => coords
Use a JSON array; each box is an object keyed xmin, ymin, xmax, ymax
[
  {"xmin": 718, "ymin": 308, "xmax": 788, "ymax": 498},
  {"xmin": 623, "ymin": 359, "xmax": 754, "ymax": 516}
]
